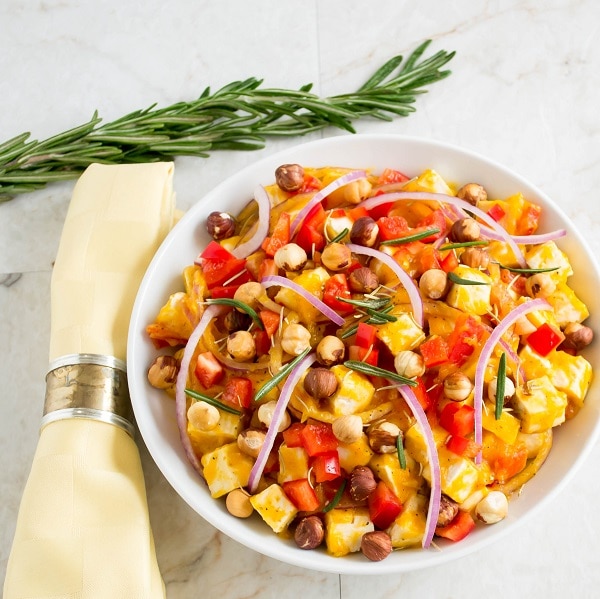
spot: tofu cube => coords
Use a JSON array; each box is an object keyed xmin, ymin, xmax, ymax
[
  {"xmin": 337, "ymin": 433, "xmax": 374, "ymax": 472},
  {"xmin": 435, "ymin": 446, "xmax": 485, "ymax": 504},
  {"xmin": 446, "ymin": 265, "xmax": 493, "ymax": 316},
  {"xmin": 324, "ymin": 508, "xmax": 374, "ymax": 557},
  {"xmin": 200, "ymin": 442, "xmax": 254, "ymax": 498},
  {"xmin": 277, "ymin": 445, "xmax": 309, "ymax": 484},
  {"xmin": 546, "ymin": 282, "xmax": 589, "ymax": 327},
  {"xmin": 376, "ymin": 311, "xmax": 425, "ymax": 356},
  {"xmin": 525, "ymin": 241, "xmax": 572, "ymax": 284},
  {"xmin": 369, "ymin": 453, "xmax": 423, "ymax": 504},
  {"xmin": 187, "ymin": 411, "xmax": 243, "ymax": 457},
  {"xmin": 249, "ymin": 483, "xmax": 298, "ymax": 533},
  {"xmin": 514, "ymin": 375, "xmax": 568, "ymax": 433},
  {"xmin": 329, "ymin": 364, "xmax": 375, "ymax": 416},
  {"xmin": 387, "ymin": 492, "xmax": 427, "ymax": 549},
  {"xmin": 275, "ymin": 267, "xmax": 329, "ymax": 324}
]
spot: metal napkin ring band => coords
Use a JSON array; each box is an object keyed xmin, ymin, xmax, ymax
[{"xmin": 42, "ymin": 353, "xmax": 134, "ymax": 437}]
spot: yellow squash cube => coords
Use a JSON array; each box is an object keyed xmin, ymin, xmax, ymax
[
  {"xmin": 435, "ymin": 446, "xmax": 486, "ymax": 504},
  {"xmin": 481, "ymin": 403, "xmax": 521, "ymax": 445},
  {"xmin": 513, "ymin": 376, "xmax": 568, "ymax": 433},
  {"xmin": 446, "ymin": 265, "xmax": 493, "ymax": 316},
  {"xmin": 277, "ymin": 445, "xmax": 309, "ymax": 484},
  {"xmin": 329, "ymin": 364, "xmax": 375, "ymax": 416},
  {"xmin": 275, "ymin": 267, "xmax": 330, "ymax": 324},
  {"xmin": 546, "ymin": 283, "xmax": 590, "ymax": 327},
  {"xmin": 369, "ymin": 453, "xmax": 423, "ymax": 504},
  {"xmin": 525, "ymin": 241, "xmax": 572, "ymax": 284},
  {"xmin": 337, "ymin": 434, "xmax": 374, "ymax": 472},
  {"xmin": 387, "ymin": 492, "xmax": 427, "ymax": 549},
  {"xmin": 376, "ymin": 311, "xmax": 425, "ymax": 356},
  {"xmin": 324, "ymin": 508, "xmax": 374, "ymax": 557},
  {"xmin": 200, "ymin": 442, "xmax": 254, "ymax": 498},
  {"xmin": 249, "ymin": 483, "xmax": 298, "ymax": 533}
]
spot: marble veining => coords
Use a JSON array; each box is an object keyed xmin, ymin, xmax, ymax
[{"xmin": 2, "ymin": 1, "xmax": 600, "ymax": 597}]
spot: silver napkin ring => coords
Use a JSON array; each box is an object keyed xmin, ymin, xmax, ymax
[{"xmin": 42, "ymin": 353, "xmax": 134, "ymax": 437}]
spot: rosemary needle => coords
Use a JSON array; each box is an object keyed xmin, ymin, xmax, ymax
[{"xmin": 0, "ymin": 40, "xmax": 455, "ymax": 202}]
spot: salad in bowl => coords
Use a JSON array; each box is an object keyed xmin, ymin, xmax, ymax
[{"xmin": 128, "ymin": 135, "xmax": 599, "ymax": 573}]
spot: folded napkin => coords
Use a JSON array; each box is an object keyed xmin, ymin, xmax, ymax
[{"xmin": 4, "ymin": 162, "xmax": 175, "ymax": 598}]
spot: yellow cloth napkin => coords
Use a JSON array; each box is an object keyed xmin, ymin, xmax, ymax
[{"xmin": 5, "ymin": 162, "xmax": 175, "ymax": 598}]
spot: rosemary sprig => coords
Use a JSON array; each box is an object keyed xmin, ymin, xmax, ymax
[
  {"xmin": 448, "ymin": 272, "xmax": 490, "ymax": 286},
  {"xmin": 330, "ymin": 228, "xmax": 350, "ymax": 243},
  {"xmin": 495, "ymin": 353, "xmax": 507, "ymax": 420},
  {"xmin": 344, "ymin": 360, "xmax": 417, "ymax": 386},
  {"xmin": 380, "ymin": 227, "xmax": 440, "ymax": 245},
  {"xmin": 206, "ymin": 297, "xmax": 263, "ymax": 329},
  {"xmin": 253, "ymin": 347, "xmax": 311, "ymax": 402},
  {"xmin": 322, "ymin": 479, "xmax": 347, "ymax": 513},
  {"xmin": 439, "ymin": 240, "xmax": 489, "ymax": 251},
  {"xmin": 396, "ymin": 433, "xmax": 407, "ymax": 470},
  {"xmin": 336, "ymin": 296, "xmax": 391, "ymax": 310},
  {"xmin": 497, "ymin": 263, "xmax": 559, "ymax": 274},
  {"xmin": 184, "ymin": 388, "xmax": 242, "ymax": 415},
  {"xmin": 0, "ymin": 40, "xmax": 454, "ymax": 202}
]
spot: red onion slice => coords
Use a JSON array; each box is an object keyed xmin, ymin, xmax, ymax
[
  {"xmin": 397, "ymin": 385, "xmax": 441, "ymax": 549},
  {"xmin": 481, "ymin": 227, "xmax": 567, "ymax": 246},
  {"xmin": 290, "ymin": 170, "xmax": 367, "ymax": 236},
  {"xmin": 231, "ymin": 185, "xmax": 272, "ymax": 259},
  {"xmin": 175, "ymin": 304, "xmax": 226, "ymax": 474},
  {"xmin": 261, "ymin": 274, "xmax": 345, "ymax": 326},
  {"xmin": 248, "ymin": 352, "xmax": 317, "ymax": 492},
  {"xmin": 361, "ymin": 191, "xmax": 527, "ymax": 267},
  {"xmin": 473, "ymin": 298, "xmax": 551, "ymax": 463},
  {"xmin": 347, "ymin": 243, "xmax": 424, "ymax": 327}
]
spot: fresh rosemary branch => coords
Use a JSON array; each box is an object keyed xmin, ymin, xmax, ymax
[{"xmin": 0, "ymin": 40, "xmax": 454, "ymax": 202}]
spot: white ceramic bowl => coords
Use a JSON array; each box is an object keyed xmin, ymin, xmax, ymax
[{"xmin": 128, "ymin": 134, "xmax": 600, "ymax": 574}]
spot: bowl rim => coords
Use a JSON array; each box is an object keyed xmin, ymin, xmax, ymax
[{"xmin": 128, "ymin": 133, "xmax": 600, "ymax": 574}]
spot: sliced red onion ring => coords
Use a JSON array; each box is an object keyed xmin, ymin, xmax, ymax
[
  {"xmin": 473, "ymin": 298, "xmax": 551, "ymax": 463},
  {"xmin": 261, "ymin": 274, "xmax": 345, "ymax": 326},
  {"xmin": 347, "ymin": 243, "xmax": 424, "ymax": 328},
  {"xmin": 397, "ymin": 385, "xmax": 441, "ymax": 549},
  {"xmin": 290, "ymin": 170, "xmax": 367, "ymax": 236},
  {"xmin": 248, "ymin": 352, "xmax": 317, "ymax": 492},
  {"xmin": 481, "ymin": 227, "xmax": 567, "ymax": 246},
  {"xmin": 231, "ymin": 185, "xmax": 271, "ymax": 259},
  {"xmin": 175, "ymin": 304, "xmax": 226, "ymax": 474},
  {"xmin": 361, "ymin": 191, "xmax": 527, "ymax": 267}
]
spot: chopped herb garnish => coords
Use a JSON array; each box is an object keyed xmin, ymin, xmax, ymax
[
  {"xmin": 341, "ymin": 323, "xmax": 359, "ymax": 339},
  {"xmin": 185, "ymin": 388, "xmax": 242, "ymax": 415},
  {"xmin": 497, "ymin": 263, "xmax": 560, "ymax": 274},
  {"xmin": 344, "ymin": 360, "xmax": 417, "ymax": 386},
  {"xmin": 365, "ymin": 307, "xmax": 397, "ymax": 322},
  {"xmin": 396, "ymin": 433, "xmax": 407, "ymax": 469},
  {"xmin": 330, "ymin": 228, "xmax": 349, "ymax": 243},
  {"xmin": 448, "ymin": 271, "xmax": 490, "ymax": 286},
  {"xmin": 253, "ymin": 347, "xmax": 311, "ymax": 402},
  {"xmin": 336, "ymin": 296, "xmax": 391, "ymax": 310},
  {"xmin": 495, "ymin": 352, "xmax": 507, "ymax": 420},
  {"xmin": 323, "ymin": 479, "xmax": 347, "ymax": 513},
  {"xmin": 439, "ymin": 240, "xmax": 489, "ymax": 251},
  {"xmin": 380, "ymin": 227, "xmax": 440, "ymax": 245},
  {"xmin": 207, "ymin": 297, "xmax": 264, "ymax": 329}
]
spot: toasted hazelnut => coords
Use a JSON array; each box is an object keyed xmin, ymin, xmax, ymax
[
  {"xmin": 437, "ymin": 494, "xmax": 459, "ymax": 527},
  {"xmin": 460, "ymin": 247, "xmax": 490, "ymax": 269},
  {"xmin": 187, "ymin": 401, "xmax": 220, "ymax": 431},
  {"xmin": 294, "ymin": 515, "xmax": 325, "ymax": 550},
  {"xmin": 457, "ymin": 183, "xmax": 487, "ymax": 206},
  {"xmin": 281, "ymin": 323, "xmax": 312, "ymax": 356},
  {"xmin": 227, "ymin": 330, "xmax": 256, "ymax": 362},
  {"xmin": 360, "ymin": 531, "xmax": 392, "ymax": 562},
  {"xmin": 525, "ymin": 272, "xmax": 556, "ymax": 298},
  {"xmin": 223, "ymin": 309, "xmax": 252, "ymax": 332},
  {"xmin": 350, "ymin": 216, "xmax": 379, "ymax": 247},
  {"xmin": 257, "ymin": 400, "xmax": 291, "ymax": 431},
  {"xmin": 226, "ymin": 488, "xmax": 254, "ymax": 518},
  {"xmin": 562, "ymin": 322, "xmax": 594, "ymax": 351},
  {"xmin": 394, "ymin": 350, "xmax": 425, "ymax": 379},
  {"xmin": 316, "ymin": 335, "xmax": 345, "ymax": 366},
  {"xmin": 332, "ymin": 414, "xmax": 363, "ymax": 444},
  {"xmin": 443, "ymin": 372, "xmax": 474, "ymax": 402},
  {"xmin": 349, "ymin": 465, "xmax": 377, "ymax": 501},
  {"xmin": 419, "ymin": 268, "xmax": 448, "ymax": 299},
  {"xmin": 147, "ymin": 355, "xmax": 179, "ymax": 389},
  {"xmin": 321, "ymin": 242, "xmax": 352, "ymax": 271},
  {"xmin": 237, "ymin": 429, "xmax": 266, "ymax": 458},
  {"xmin": 475, "ymin": 491, "xmax": 508, "ymax": 524},
  {"xmin": 274, "ymin": 243, "xmax": 307, "ymax": 272},
  {"xmin": 233, "ymin": 281, "xmax": 264, "ymax": 311},
  {"xmin": 368, "ymin": 421, "xmax": 400, "ymax": 453},
  {"xmin": 304, "ymin": 368, "xmax": 338, "ymax": 400},
  {"xmin": 275, "ymin": 163, "xmax": 305, "ymax": 192},
  {"xmin": 206, "ymin": 211, "xmax": 236, "ymax": 240},
  {"xmin": 348, "ymin": 266, "xmax": 379, "ymax": 294},
  {"xmin": 450, "ymin": 217, "xmax": 481, "ymax": 242}
]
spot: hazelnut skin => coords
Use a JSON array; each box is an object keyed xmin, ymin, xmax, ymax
[
  {"xmin": 350, "ymin": 216, "xmax": 379, "ymax": 247},
  {"xmin": 460, "ymin": 247, "xmax": 490, "ymax": 269},
  {"xmin": 437, "ymin": 494, "xmax": 459, "ymax": 527},
  {"xmin": 275, "ymin": 163, "xmax": 305, "ymax": 192},
  {"xmin": 147, "ymin": 355, "xmax": 179, "ymax": 389},
  {"xmin": 316, "ymin": 335, "xmax": 345, "ymax": 366},
  {"xmin": 450, "ymin": 217, "xmax": 481, "ymax": 243},
  {"xmin": 226, "ymin": 489, "xmax": 254, "ymax": 518},
  {"xmin": 456, "ymin": 183, "xmax": 487, "ymax": 206},
  {"xmin": 349, "ymin": 465, "xmax": 377, "ymax": 501},
  {"xmin": 206, "ymin": 211, "xmax": 236, "ymax": 240},
  {"xmin": 360, "ymin": 531, "xmax": 392, "ymax": 561},
  {"xmin": 321, "ymin": 242, "xmax": 352, "ymax": 271},
  {"xmin": 562, "ymin": 322, "xmax": 594, "ymax": 351},
  {"xmin": 294, "ymin": 515, "xmax": 325, "ymax": 550},
  {"xmin": 348, "ymin": 266, "xmax": 379, "ymax": 294},
  {"xmin": 304, "ymin": 368, "xmax": 338, "ymax": 400}
]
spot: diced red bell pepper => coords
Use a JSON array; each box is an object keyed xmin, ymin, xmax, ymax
[
  {"xmin": 311, "ymin": 451, "xmax": 341, "ymax": 483},
  {"xmin": 446, "ymin": 315, "xmax": 486, "ymax": 365},
  {"xmin": 377, "ymin": 167, "xmax": 410, "ymax": 186},
  {"xmin": 515, "ymin": 203, "xmax": 542, "ymax": 235},
  {"xmin": 440, "ymin": 250, "xmax": 459, "ymax": 273},
  {"xmin": 322, "ymin": 273, "xmax": 353, "ymax": 314},
  {"xmin": 253, "ymin": 329, "xmax": 271, "ymax": 357},
  {"xmin": 259, "ymin": 309, "xmax": 281, "ymax": 338},
  {"xmin": 446, "ymin": 435, "xmax": 480, "ymax": 458},
  {"xmin": 298, "ymin": 174, "xmax": 322, "ymax": 194},
  {"xmin": 439, "ymin": 402, "xmax": 475, "ymax": 437},
  {"xmin": 419, "ymin": 335, "xmax": 450, "ymax": 368},
  {"xmin": 413, "ymin": 209, "xmax": 447, "ymax": 242},
  {"xmin": 258, "ymin": 258, "xmax": 279, "ymax": 280},
  {"xmin": 355, "ymin": 322, "xmax": 378, "ymax": 349},
  {"xmin": 368, "ymin": 481, "xmax": 403, "ymax": 529},
  {"xmin": 376, "ymin": 215, "xmax": 410, "ymax": 241},
  {"xmin": 262, "ymin": 212, "xmax": 291, "ymax": 257},
  {"xmin": 282, "ymin": 422, "xmax": 306, "ymax": 448},
  {"xmin": 221, "ymin": 376, "xmax": 253, "ymax": 409},
  {"xmin": 209, "ymin": 284, "xmax": 240, "ymax": 299},
  {"xmin": 295, "ymin": 203, "xmax": 327, "ymax": 253},
  {"xmin": 348, "ymin": 345, "xmax": 379, "ymax": 366},
  {"xmin": 282, "ymin": 479, "xmax": 321, "ymax": 512},
  {"xmin": 526, "ymin": 322, "xmax": 564, "ymax": 357},
  {"xmin": 347, "ymin": 206, "xmax": 370, "ymax": 222},
  {"xmin": 301, "ymin": 421, "xmax": 338, "ymax": 457},
  {"xmin": 194, "ymin": 351, "xmax": 224, "ymax": 389},
  {"xmin": 411, "ymin": 376, "xmax": 432, "ymax": 411},
  {"xmin": 198, "ymin": 241, "xmax": 250, "ymax": 289},
  {"xmin": 435, "ymin": 510, "xmax": 476, "ymax": 542},
  {"xmin": 487, "ymin": 203, "xmax": 506, "ymax": 222}
]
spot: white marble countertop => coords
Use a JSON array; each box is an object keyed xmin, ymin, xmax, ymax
[{"xmin": 2, "ymin": 1, "xmax": 600, "ymax": 597}]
